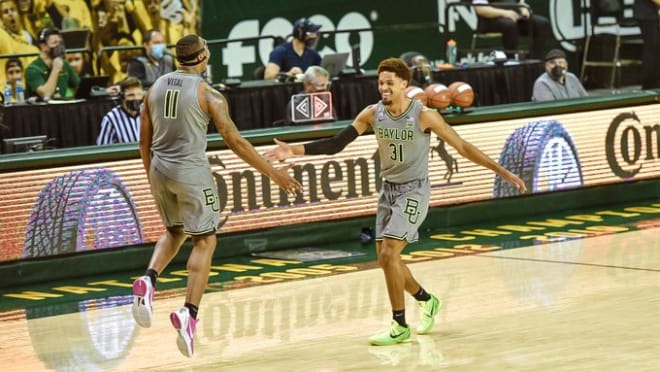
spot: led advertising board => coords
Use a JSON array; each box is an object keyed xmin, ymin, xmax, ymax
[{"xmin": 0, "ymin": 104, "xmax": 658, "ymax": 261}]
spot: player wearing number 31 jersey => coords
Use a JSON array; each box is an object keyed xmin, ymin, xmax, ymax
[
  {"xmin": 135, "ymin": 34, "xmax": 301, "ymax": 358},
  {"xmin": 265, "ymin": 57, "xmax": 527, "ymax": 346}
]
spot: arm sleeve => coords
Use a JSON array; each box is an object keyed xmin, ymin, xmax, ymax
[{"xmin": 303, "ymin": 125, "xmax": 359, "ymax": 155}]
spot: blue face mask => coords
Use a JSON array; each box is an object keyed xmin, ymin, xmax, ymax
[{"xmin": 150, "ymin": 43, "xmax": 166, "ymax": 59}]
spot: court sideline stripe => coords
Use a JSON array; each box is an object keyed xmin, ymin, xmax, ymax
[{"xmin": 474, "ymin": 254, "xmax": 660, "ymax": 272}]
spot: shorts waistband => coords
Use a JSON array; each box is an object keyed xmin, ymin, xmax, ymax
[{"xmin": 383, "ymin": 178, "xmax": 428, "ymax": 190}]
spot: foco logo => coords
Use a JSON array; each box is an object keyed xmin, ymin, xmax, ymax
[
  {"xmin": 222, "ymin": 13, "xmax": 375, "ymax": 77},
  {"xmin": 606, "ymin": 112, "xmax": 660, "ymax": 179}
]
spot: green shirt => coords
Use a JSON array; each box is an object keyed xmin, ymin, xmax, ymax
[{"xmin": 25, "ymin": 57, "xmax": 80, "ymax": 99}]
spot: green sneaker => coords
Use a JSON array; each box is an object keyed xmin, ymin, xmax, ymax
[
  {"xmin": 369, "ymin": 320, "xmax": 411, "ymax": 346},
  {"xmin": 416, "ymin": 294, "xmax": 441, "ymax": 335}
]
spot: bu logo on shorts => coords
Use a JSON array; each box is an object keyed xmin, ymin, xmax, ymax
[{"xmin": 404, "ymin": 198, "xmax": 420, "ymax": 224}]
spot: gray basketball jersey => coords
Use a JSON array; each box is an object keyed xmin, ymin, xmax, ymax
[
  {"xmin": 149, "ymin": 71, "xmax": 211, "ymax": 183},
  {"xmin": 374, "ymin": 100, "xmax": 430, "ymax": 183}
]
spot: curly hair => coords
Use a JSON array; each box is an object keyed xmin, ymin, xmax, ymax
[{"xmin": 377, "ymin": 58, "xmax": 411, "ymax": 84}]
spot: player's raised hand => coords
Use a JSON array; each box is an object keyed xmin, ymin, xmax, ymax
[{"xmin": 264, "ymin": 138, "xmax": 294, "ymax": 163}]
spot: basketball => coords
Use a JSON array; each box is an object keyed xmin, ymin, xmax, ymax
[
  {"xmin": 424, "ymin": 83, "xmax": 451, "ymax": 110},
  {"xmin": 448, "ymin": 81, "xmax": 474, "ymax": 108},
  {"xmin": 405, "ymin": 86, "xmax": 427, "ymax": 106}
]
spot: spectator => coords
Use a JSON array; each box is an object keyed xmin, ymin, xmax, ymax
[
  {"xmin": 97, "ymin": 77, "xmax": 143, "ymax": 145},
  {"xmin": 472, "ymin": 0, "xmax": 552, "ymax": 59},
  {"xmin": 264, "ymin": 17, "xmax": 322, "ymax": 80},
  {"xmin": 633, "ymin": 0, "xmax": 660, "ymax": 89},
  {"xmin": 93, "ymin": 0, "xmax": 136, "ymax": 56},
  {"xmin": 66, "ymin": 51, "xmax": 93, "ymax": 77},
  {"xmin": 1, "ymin": 0, "xmax": 34, "ymax": 44},
  {"xmin": 2, "ymin": 58, "xmax": 22, "ymax": 103},
  {"xmin": 401, "ymin": 52, "xmax": 432, "ymax": 86},
  {"xmin": 0, "ymin": 0, "xmax": 39, "ymax": 88},
  {"xmin": 25, "ymin": 27, "xmax": 80, "ymax": 99},
  {"xmin": 138, "ymin": 0, "xmax": 188, "ymax": 43},
  {"xmin": 16, "ymin": 0, "xmax": 49, "ymax": 40},
  {"xmin": 532, "ymin": 49, "xmax": 588, "ymax": 101},
  {"xmin": 285, "ymin": 65, "xmax": 335, "ymax": 124},
  {"xmin": 127, "ymin": 28, "xmax": 175, "ymax": 88}
]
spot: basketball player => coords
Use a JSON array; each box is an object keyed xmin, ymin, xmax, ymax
[
  {"xmin": 133, "ymin": 34, "xmax": 302, "ymax": 357},
  {"xmin": 265, "ymin": 57, "xmax": 527, "ymax": 346}
]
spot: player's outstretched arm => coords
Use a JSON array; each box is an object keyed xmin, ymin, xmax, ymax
[
  {"xmin": 421, "ymin": 108, "xmax": 527, "ymax": 193},
  {"xmin": 264, "ymin": 105, "xmax": 375, "ymax": 162},
  {"xmin": 202, "ymin": 84, "xmax": 301, "ymax": 194}
]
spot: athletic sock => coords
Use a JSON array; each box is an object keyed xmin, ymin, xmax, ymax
[
  {"xmin": 185, "ymin": 302, "xmax": 199, "ymax": 319},
  {"xmin": 393, "ymin": 310, "xmax": 407, "ymax": 327},
  {"xmin": 413, "ymin": 287, "xmax": 431, "ymax": 302},
  {"xmin": 145, "ymin": 268, "xmax": 159, "ymax": 288}
]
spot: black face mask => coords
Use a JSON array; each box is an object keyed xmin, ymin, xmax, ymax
[
  {"xmin": 550, "ymin": 65, "xmax": 566, "ymax": 81},
  {"xmin": 304, "ymin": 37, "xmax": 318, "ymax": 49},
  {"xmin": 125, "ymin": 99, "xmax": 142, "ymax": 112},
  {"xmin": 50, "ymin": 44, "xmax": 66, "ymax": 59}
]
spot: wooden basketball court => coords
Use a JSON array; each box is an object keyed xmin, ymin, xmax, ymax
[{"xmin": 1, "ymin": 227, "xmax": 659, "ymax": 371}]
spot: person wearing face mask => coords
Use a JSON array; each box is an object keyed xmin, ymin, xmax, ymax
[
  {"xmin": 264, "ymin": 17, "xmax": 322, "ymax": 80},
  {"xmin": 97, "ymin": 77, "xmax": 143, "ymax": 145},
  {"xmin": 127, "ymin": 28, "xmax": 175, "ymax": 88},
  {"xmin": 532, "ymin": 49, "xmax": 587, "ymax": 102},
  {"xmin": 24, "ymin": 27, "xmax": 80, "ymax": 100}
]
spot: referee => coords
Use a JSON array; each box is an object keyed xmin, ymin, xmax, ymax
[{"xmin": 97, "ymin": 77, "xmax": 143, "ymax": 145}]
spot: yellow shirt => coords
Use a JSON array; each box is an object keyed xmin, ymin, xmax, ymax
[{"xmin": 0, "ymin": 28, "xmax": 39, "ymax": 89}]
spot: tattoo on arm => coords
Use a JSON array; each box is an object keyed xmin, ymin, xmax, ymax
[{"xmin": 206, "ymin": 87, "xmax": 239, "ymax": 137}]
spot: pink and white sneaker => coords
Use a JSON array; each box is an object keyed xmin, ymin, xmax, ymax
[
  {"xmin": 170, "ymin": 307, "xmax": 198, "ymax": 357},
  {"xmin": 131, "ymin": 276, "xmax": 154, "ymax": 328}
]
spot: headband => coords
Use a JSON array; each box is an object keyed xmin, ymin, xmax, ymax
[{"xmin": 177, "ymin": 42, "xmax": 207, "ymax": 66}]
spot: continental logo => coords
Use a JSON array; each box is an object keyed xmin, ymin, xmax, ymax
[
  {"xmin": 209, "ymin": 152, "xmax": 382, "ymax": 219},
  {"xmin": 606, "ymin": 112, "xmax": 660, "ymax": 179}
]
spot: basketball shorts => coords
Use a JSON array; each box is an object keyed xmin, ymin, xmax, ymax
[
  {"xmin": 149, "ymin": 165, "xmax": 220, "ymax": 236},
  {"xmin": 375, "ymin": 178, "xmax": 430, "ymax": 243}
]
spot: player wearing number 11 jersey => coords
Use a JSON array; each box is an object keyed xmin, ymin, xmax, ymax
[
  {"xmin": 135, "ymin": 34, "xmax": 301, "ymax": 357},
  {"xmin": 265, "ymin": 57, "xmax": 527, "ymax": 345}
]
